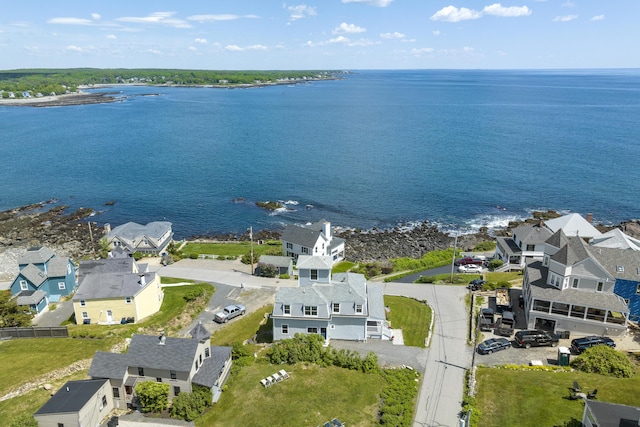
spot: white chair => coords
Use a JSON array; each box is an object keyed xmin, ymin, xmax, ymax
[
  {"xmin": 273, "ymin": 372, "xmax": 282, "ymax": 382},
  {"xmin": 266, "ymin": 375, "xmax": 274, "ymax": 385},
  {"xmin": 279, "ymin": 369, "xmax": 290, "ymax": 379},
  {"xmin": 260, "ymin": 378, "xmax": 270, "ymax": 387}
]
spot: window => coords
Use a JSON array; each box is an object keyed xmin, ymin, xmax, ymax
[
  {"xmin": 125, "ymin": 297, "xmax": 132, "ymax": 304},
  {"xmin": 543, "ymin": 256, "xmax": 549, "ymax": 266},
  {"xmin": 304, "ymin": 306, "xmax": 318, "ymax": 316},
  {"xmin": 283, "ymin": 304, "xmax": 291, "ymax": 315},
  {"xmin": 332, "ymin": 303, "xmax": 340, "ymax": 313},
  {"xmin": 174, "ymin": 386, "xmax": 181, "ymax": 396},
  {"xmin": 80, "ymin": 300, "xmax": 86, "ymax": 307},
  {"xmin": 100, "ymin": 395, "xmax": 107, "ymax": 410},
  {"xmin": 67, "ymin": 264, "xmax": 72, "ymax": 274},
  {"xmin": 199, "ymin": 354, "xmax": 202, "ymax": 364},
  {"xmin": 302, "ymin": 247, "xmax": 309, "ymax": 254},
  {"xmin": 286, "ymin": 242, "xmax": 293, "ymax": 249},
  {"xmin": 526, "ymin": 244, "xmax": 535, "ymax": 251},
  {"xmin": 82, "ymin": 311, "xmax": 89, "ymax": 319},
  {"xmin": 307, "ymin": 327, "xmax": 318, "ymax": 334},
  {"xmin": 138, "ymin": 367, "xmax": 144, "ymax": 376},
  {"xmin": 282, "ymin": 324, "xmax": 289, "ymax": 334},
  {"xmin": 355, "ymin": 304, "xmax": 363, "ymax": 314},
  {"xmin": 156, "ymin": 377, "xmax": 162, "ymax": 383},
  {"xmin": 58, "ymin": 424, "xmax": 64, "ymax": 427},
  {"xmin": 597, "ymin": 281, "xmax": 604, "ymax": 292},
  {"xmin": 170, "ymin": 370, "xmax": 176, "ymax": 379},
  {"xmin": 58, "ymin": 282, "xmax": 65, "ymax": 290},
  {"xmin": 572, "ymin": 278, "xmax": 579, "ymax": 288},
  {"xmin": 20, "ymin": 280, "xmax": 28, "ymax": 290},
  {"xmin": 113, "ymin": 387, "xmax": 120, "ymax": 398},
  {"xmin": 311, "ymin": 269, "xmax": 318, "ymax": 280},
  {"xmin": 637, "ymin": 284, "xmax": 640, "ymax": 295},
  {"xmin": 205, "ymin": 347, "xmax": 210, "ymax": 358},
  {"xmin": 195, "ymin": 361, "xmax": 198, "ymax": 370}
]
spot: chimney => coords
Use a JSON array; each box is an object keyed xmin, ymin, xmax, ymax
[
  {"xmin": 139, "ymin": 274, "xmax": 146, "ymax": 286},
  {"xmin": 586, "ymin": 213, "xmax": 593, "ymax": 223},
  {"xmin": 538, "ymin": 219, "xmax": 544, "ymax": 227},
  {"xmin": 159, "ymin": 332, "xmax": 166, "ymax": 345},
  {"xmin": 104, "ymin": 223, "xmax": 111, "ymax": 234},
  {"xmin": 66, "ymin": 386, "xmax": 70, "ymax": 392}
]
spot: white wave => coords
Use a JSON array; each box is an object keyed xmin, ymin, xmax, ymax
[
  {"xmin": 269, "ymin": 206, "xmax": 296, "ymax": 216},
  {"xmin": 283, "ymin": 200, "xmax": 299, "ymax": 205}
]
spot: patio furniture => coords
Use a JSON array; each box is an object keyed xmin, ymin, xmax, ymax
[
  {"xmin": 279, "ymin": 369, "xmax": 290, "ymax": 379},
  {"xmin": 273, "ymin": 372, "xmax": 282, "ymax": 382},
  {"xmin": 266, "ymin": 375, "xmax": 274, "ymax": 385},
  {"xmin": 587, "ymin": 389, "xmax": 598, "ymax": 400},
  {"xmin": 568, "ymin": 391, "xmax": 580, "ymax": 400},
  {"xmin": 572, "ymin": 381, "xmax": 581, "ymax": 393},
  {"xmin": 332, "ymin": 418, "xmax": 344, "ymax": 427},
  {"xmin": 260, "ymin": 378, "xmax": 270, "ymax": 387},
  {"xmin": 324, "ymin": 422, "xmax": 332, "ymax": 427}
]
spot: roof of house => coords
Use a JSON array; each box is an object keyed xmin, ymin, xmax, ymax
[
  {"xmin": 190, "ymin": 322, "xmax": 211, "ymax": 342},
  {"xmin": 88, "ymin": 352, "xmax": 130, "ymax": 379},
  {"xmin": 367, "ymin": 283, "xmax": 386, "ymax": 320},
  {"xmin": 545, "ymin": 213, "xmax": 602, "ymax": 238},
  {"xmin": 513, "ymin": 224, "xmax": 554, "ymax": 245},
  {"xmin": 34, "ymin": 379, "xmax": 108, "ymax": 415},
  {"xmin": 73, "ymin": 272, "xmax": 155, "ymax": 300},
  {"xmin": 127, "ymin": 334, "xmax": 200, "ymax": 372},
  {"xmin": 584, "ymin": 400, "xmax": 640, "ymax": 427},
  {"xmin": 281, "ymin": 224, "xmax": 323, "ymax": 248},
  {"xmin": 79, "ymin": 258, "xmax": 137, "ymax": 277},
  {"xmin": 18, "ymin": 246, "xmax": 55, "ymax": 265},
  {"xmin": 192, "ymin": 346, "xmax": 232, "ymax": 388},
  {"xmin": 258, "ymin": 255, "xmax": 292, "ymax": 268},
  {"xmin": 15, "ymin": 290, "xmax": 47, "ymax": 305},
  {"xmin": 591, "ymin": 228, "xmax": 640, "ymax": 251},
  {"xmin": 108, "ymin": 221, "xmax": 172, "ymax": 242},
  {"xmin": 546, "ymin": 229, "xmax": 571, "ymax": 250},
  {"xmin": 550, "ymin": 236, "xmax": 592, "ymax": 265},
  {"xmin": 526, "ymin": 260, "xmax": 628, "ymax": 312},
  {"xmin": 20, "ymin": 264, "xmax": 48, "ymax": 287},
  {"xmin": 497, "ymin": 236, "xmax": 522, "ymax": 256},
  {"xmin": 590, "ymin": 246, "xmax": 640, "ymax": 282},
  {"xmin": 47, "ymin": 257, "xmax": 71, "ymax": 277},
  {"xmin": 297, "ymin": 255, "xmax": 333, "ymax": 270}
]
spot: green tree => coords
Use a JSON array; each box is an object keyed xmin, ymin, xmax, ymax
[
  {"xmin": 257, "ymin": 263, "xmax": 278, "ymax": 278},
  {"xmin": 0, "ymin": 290, "xmax": 33, "ymax": 327},
  {"xmin": 132, "ymin": 251, "xmax": 144, "ymax": 261},
  {"xmin": 570, "ymin": 345, "xmax": 636, "ymax": 378},
  {"xmin": 488, "ymin": 259, "xmax": 504, "ymax": 271},
  {"xmin": 98, "ymin": 238, "xmax": 111, "ymax": 259},
  {"xmin": 135, "ymin": 381, "xmax": 170, "ymax": 413},
  {"xmin": 170, "ymin": 385, "xmax": 212, "ymax": 421}
]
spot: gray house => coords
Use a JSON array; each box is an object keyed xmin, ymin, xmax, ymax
[
  {"xmin": 105, "ymin": 221, "xmax": 174, "ymax": 256},
  {"xmin": 495, "ymin": 222, "xmax": 553, "ymax": 268},
  {"xmin": 88, "ymin": 324, "xmax": 232, "ymax": 408},
  {"xmin": 281, "ymin": 220, "xmax": 345, "ymax": 264},
  {"xmin": 272, "ymin": 255, "xmax": 391, "ymax": 342},
  {"xmin": 257, "ymin": 255, "xmax": 293, "ymax": 277}
]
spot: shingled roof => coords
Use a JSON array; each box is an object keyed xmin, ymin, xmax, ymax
[{"xmin": 35, "ymin": 379, "xmax": 108, "ymax": 415}]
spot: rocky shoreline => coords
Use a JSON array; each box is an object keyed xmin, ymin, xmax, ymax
[{"xmin": 0, "ymin": 92, "xmax": 121, "ymax": 107}]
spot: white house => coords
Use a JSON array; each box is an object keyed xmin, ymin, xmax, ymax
[
  {"xmin": 272, "ymin": 255, "xmax": 391, "ymax": 342},
  {"xmin": 105, "ymin": 221, "xmax": 173, "ymax": 256},
  {"xmin": 281, "ymin": 220, "xmax": 345, "ymax": 264}
]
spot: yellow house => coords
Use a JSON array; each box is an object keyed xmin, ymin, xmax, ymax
[{"xmin": 72, "ymin": 258, "xmax": 163, "ymax": 325}]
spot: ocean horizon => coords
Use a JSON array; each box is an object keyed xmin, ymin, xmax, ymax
[{"xmin": 1, "ymin": 69, "xmax": 639, "ymax": 239}]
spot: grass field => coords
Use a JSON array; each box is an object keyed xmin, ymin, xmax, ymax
[
  {"xmin": 210, "ymin": 305, "xmax": 274, "ymax": 346},
  {"xmin": 181, "ymin": 242, "xmax": 281, "ymax": 258},
  {"xmin": 196, "ymin": 363, "xmax": 386, "ymax": 427},
  {"xmin": 384, "ymin": 295, "xmax": 432, "ymax": 347},
  {"xmin": 475, "ymin": 367, "xmax": 640, "ymax": 426}
]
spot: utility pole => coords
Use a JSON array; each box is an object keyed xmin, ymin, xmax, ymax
[
  {"xmin": 88, "ymin": 222, "xmax": 97, "ymax": 258},
  {"xmin": 450, "ymin": 232, "xmax": 458, "ymax": 284},
  {"xmin": 249, "ymin": 226, "xmax": 254, "ymax": 276}
]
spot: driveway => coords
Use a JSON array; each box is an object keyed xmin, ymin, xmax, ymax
[{"xmin": 32, "ymin": 299, "xmax": 74, "ymax": 327}]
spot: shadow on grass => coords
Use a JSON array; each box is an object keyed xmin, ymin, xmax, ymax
[{"xmin": 255, "ymin": 317, "xmax": 273, "ymax": 344}]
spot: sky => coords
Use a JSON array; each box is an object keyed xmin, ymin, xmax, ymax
[{"xmin": 0, "ymin": 0, "xmax": 638, "ymax": 70}]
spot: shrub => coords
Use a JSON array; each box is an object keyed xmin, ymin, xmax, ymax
[
  {"xmin": 189, "ymin": 253, "xmax": 198, "ymax": 259},
  {"xmin": 258, "ymin": 263, "xmax": 278, "ymax": 278},
  {"xmin": 135, "ymin": 381, "xmax": 170, "ymax": 413},
  {"xmin": 416, "ymin": 275, "xmax": 435, "ymax": 283},
  {"xmin": 240, "ymin": 252, "xmax": 256, "ymax": 265},
  {"xmin": 488, "ymin": 259, "xmax": 504, "ymax": 270},
  {"xmin": 132, "ymin": 251, "xmax": 144, "ymax": 261},
  {"xmin": 170, "ymin": 385, "xmax": 212, "ymax": 421},
  {"xmin": 473, "ymin": 241, "xmax": 496, "ymax": 251},
  {"xmin": 279, "ymin": 273, "xmax": 290, "ymax": 279},
  {"xmin": 570, "ymin": 345, "xmax": 636, "ymax": 378},
  {"xmin": 378, "ymin": 368, "xmax": 420, "ymax": 426},
  {"xmin": 9, "ymin": 414, "xmax": 38, "ymax": 427},
  {"xmin": 183, "ymin": 288, "xmax": 204, "ymax": 302}
]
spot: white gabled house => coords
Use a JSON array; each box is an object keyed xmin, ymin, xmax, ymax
[
  {"xmin": 272, "ymin": 255, "xmax": 391, "ymax": 342},
  {"xmin": 105, "ymin": 221, "xmax": 174, "ymax": 256},
  {"xmin": 281, "ymin": 220, "xmax": 345, "ymax": 264}
]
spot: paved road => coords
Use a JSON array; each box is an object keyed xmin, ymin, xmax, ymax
[{"xmin": 383, "ymin": 282, "xmax": 472, "ymax": 427}]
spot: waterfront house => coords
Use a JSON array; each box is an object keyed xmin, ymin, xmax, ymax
[
  {"xmin": 521, "ymin": 229, "xmax": 629, "ymax": 336},
  {"xmin": 495, "ymin": 222, "xmax": 553, "ymax": 268},
  {"xmin": 72, "ymin": 258, "xmax": 163, "ymax": 325},
  {"xmin": 257, "ymin": 255, "xmax": 293, "ymax": 277},
  {"xmin": 9, "ymin": 246, "xmax": 76, "ymax": 313},
  {"xmin": 88, "ymin": 326, "xmax": 232, "ymax": 408},
  {"xmin": 105, "ymin": 221, "xmax": 173, "ymax": 256},
  {"xmin": 34, "ymin": 379, "xmax": 113, "ymax": 427},
  {"xmin": 272, "ymin": 255, "xmax": 391, "ymax": 342},
  {"xmin": 281, "ymin": 220, "xmax": 345, "ymax": 264}
]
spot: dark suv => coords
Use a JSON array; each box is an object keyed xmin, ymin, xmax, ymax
[
  {"xmin": 514, "ymin": 330, "xmax": 559, "ymax": 348},
  {"xmin": 570, "ymin": 336, "xmax": 616, "ymax": 354}
]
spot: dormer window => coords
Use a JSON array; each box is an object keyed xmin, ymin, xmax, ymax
[
  {"xmin": 332, "ymin": 303, "xmax": 340, "ymax": 313},
  {"xmin": 572, "ymin": 279, "xmax": 579, "ymax": 288},
  {"xmin": 543, "ymin": 256, "xmax": 549, "ymax": 266},
  {"xmin": 617, "ymin": 265, "xmax": 624, "ymax": 273},
  {"xmin": 355, "ymin": 304, "xmax": 363, "ymax": 314},
  {"xmin": 283, "ymin": 304, "xmax": 291, "ymax": 315},
  {"xmin": 597, "ymin": 281, "xmax": 604, "ymax": 292},
  {"xmin": 304, "ymin": 306, "xmax": 318, "ymax": 316}
]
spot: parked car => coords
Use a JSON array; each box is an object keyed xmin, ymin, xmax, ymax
[
  {"xmin": 468, "ymin": 279, "xmax": 486, "ymax": 291},
  {"xmin": 477, "ymin": 337, "xmax": 511, "ymax": 354},
  {"xmin": 458, "ymin": 264, "xmax": 483, "ymax": 273},
  {"xmin": 454, "ymin": 257, "xmax": 484, "ymax": 266},
  {"xmin": 214, "ymin": 304, "xmax": 246, "ymax": 323},
  {"xmin": 513, "ymin": 330, "xmax": 559, "ymax": 348},
  {"xmin": 570, "ymin": 336, "xmax": 616, "ymax": 354}
]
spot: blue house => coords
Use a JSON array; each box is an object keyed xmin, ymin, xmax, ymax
[{"xmin": 10, "ymin": 246, "xmax": 76, "ymax": 313}]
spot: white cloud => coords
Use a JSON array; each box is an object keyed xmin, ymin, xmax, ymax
[
  {"xmin": 401, "ymin": 38, "xmax": 416, "ymax": 43},
  {"xmin": 553, "ymin": 15, "xmax": 577, "ymax": 22},
  {"xmin": 48, "ymin": 17, "xmax": 94, "ymax": 25},
  {"xmin": 483, "ymin": 4, "xmax": 531, "ymax": 17},
  {"xmin": 225, "ymin": 44, "xmax": 242, "ymax": 52},
  {"xmin": 91, "ymin": 13, "xmax": 101, "ymax": 21},
  {"xmin": 380, "ymin": 32, "xmax": 405, "ymax": 39},
  {"xmin": 225, "ymin": 44, "xmax": 267, "ymax": 52},
  {"xmin": 333, "ymin": 22, "xmax": 366, "ymax": 34},
  {"xmin": 411, "ymin": 47, "xmax": 434, "ymax": 54},
  {"xmin": 188, "ymin": 46, "xmax": 198, "ymax": 52},
  {"xmin": 187, "ymin": 14, "xmax": 258, "ymax": 22},
  {"xmin": 348, "ymin": 38, "xmax": 377, "ymax": 47},
  {"xmin": 287, "ymin": 5, "xmax": 317, "ymax": 21},
  {"xmin": 117, "ymin": 12, "xmax": 191, "ymax": 28},
  {"xmin": 194, "ymin": 38, "xmax": 208, "ymax": 44},
  {"xmin": 329, "ymin": 36, "xmax": 350, "ymax": 44},
  {"xmin": 341, "ymin": 0, "xmax": 393, "ymax": 6},
  {"xmin": 590, "ymin": 15, "xmax": 605, "ymax": 22},
  {"xmin": 144, "ymin": 49, "xmax": 162, "ymax": 55},
  {"xmin": 433, "ymin": 30, "xmax": 441, "ymax": 36},
  {"xmin": 431, "ymin": 6, "xmax": 482, "ymax": 22},
  {"xmin": 463, "ymin": 46, "xmax": 474, "ymax": 52},
  {"xmin": 65, "ymin": 45, "xmax": 83, "ymax": 52},
  {"xmin": 106, "ymin": 34, "xmax": 117, "ymax": 40}
]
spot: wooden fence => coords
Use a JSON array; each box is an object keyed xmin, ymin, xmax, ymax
[{"xmin": 0, "ymin": 326, "xmax": 68, "ymax": 339}]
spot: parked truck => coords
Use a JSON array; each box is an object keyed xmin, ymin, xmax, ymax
[
  {"xmin": 479, "ymin": 308, "xmax": 495, "ymax": 332},
  {"xmin": 495, "ymin": 287, "xmax": 511, "ymax": 313},
  {"xmin": 494, "ymin": 311, "xmax": 515, "ymax": 336}
]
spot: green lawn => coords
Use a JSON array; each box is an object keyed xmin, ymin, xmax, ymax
[
  {"xmin": 475, "ymin": 367, "xmax": 640, "ymax": 426},
  {"xmin": 0, "ymin": 338, "xmax": 117, "ymax": 397},
  {"xmin": 384, "ymin": 295, "xmax": 432, "ymax": 347},
  {"xmin": 181, "ymin": 242, "xmax": 281, "ymax": 258},
  {"xmin": 197, "ymin": 364, "xmax": 386, "ymax": 427},
  {"xmin": 332, "ymin": 261, "xmax": 355, "ymax": 273},
  {"xmin": 210, "ymin": 305, "xmax": 274, "ymax": 346},
  {"xmin": 484, "ymin": 271, "xmax": 523, "ymax": 285}
]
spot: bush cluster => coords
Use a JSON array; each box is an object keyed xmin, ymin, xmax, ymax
[
  {"xmin": 258, "ymin": 263, "xmax": 278, "ymax": 278},
  {"xmin": 170, "ymin": 385, "xmax": 212, "ymax": 421},
  {"xmin": 378, "ymin": 368, "xmax": 420, "ymax": 426},
  {"xmin": 473, "ymin": 241, "xmax": 496, "ymax": 251},
  {"xmin": 350, "ymin": 262, "xmax": 393, "ymax": 278},
  {"xmin": 267, "ymin": 333, "xmax": 379, "ymax": 373},
  {"xmin": 570, "ymin": 345, "xmax": 636, "ymax": 378},
  {"xmin": 183, "ymin": 288, "xmax": 205, "ymax": 302}
]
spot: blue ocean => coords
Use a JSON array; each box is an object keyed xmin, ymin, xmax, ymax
[{"xmin": 1, "ymin": 70, "xmax": 639, "ymax": 239}]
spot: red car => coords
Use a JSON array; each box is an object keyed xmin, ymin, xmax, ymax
[{"xmin": 454, "ymin": 257, "xmax": 484, "ymax": 266}]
